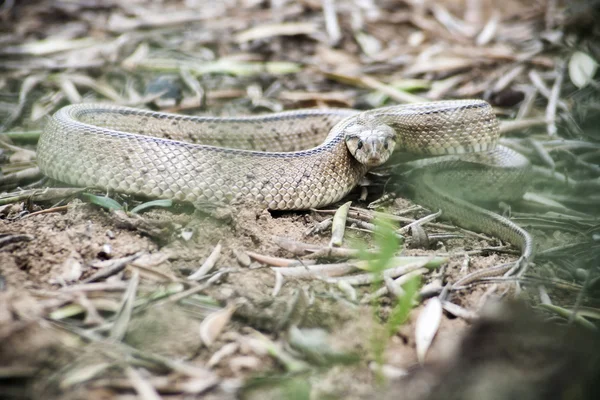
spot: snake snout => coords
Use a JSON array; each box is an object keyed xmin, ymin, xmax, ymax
[
  {"xmin": 363, "ymin": 136, "xmax": 388, "ymax": 166},
  {"xmin": 345, "ymin": 124, "xmax": 396, "ymax": 168}
]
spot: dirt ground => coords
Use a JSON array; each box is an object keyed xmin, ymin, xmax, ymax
[
  {"xmin": 1, "ymin": 190, "xmax": 522, "ymax": 399},
  {"xmin": 1, "ymin": 1, "xmax": 600, "ymax": 399}
]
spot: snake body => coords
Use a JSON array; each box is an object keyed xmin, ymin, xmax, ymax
[{"xmin": 37, "ymin": 100, "xmax": 533, "ymax": 270}]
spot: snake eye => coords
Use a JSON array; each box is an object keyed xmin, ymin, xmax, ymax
[
  {"xmin": 383, "ymin": 142, "xmax": 389, "ymax": 150},
  {"xmin": 357, "ymin": 140, "xmax": 363, "ymax": 150}
]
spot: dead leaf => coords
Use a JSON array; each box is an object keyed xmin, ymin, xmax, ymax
[
  {"xmin": 199, "ymin": 305, "xmax": 237, "ymax": 347},
  {"xmin": 415, "ymin": 297, "xmax": 442, "ymax": 363},
  {"xmin": 568, "ymin": 51, "xmax": 598, "ymax": 89}
]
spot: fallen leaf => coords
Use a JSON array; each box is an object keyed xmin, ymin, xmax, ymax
[
  {"xmin": 199, "ymin": 305, "xmax": 237, "ymax": 346},
  {"xmin": 568, "ymin": 51, "xmax": 598, "ymax": 89},
  {"xmin": 415, "ymin": 297, "xmax": 442, "ymax": 363}
]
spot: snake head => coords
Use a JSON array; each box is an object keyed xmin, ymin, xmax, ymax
[{"xmin": 344, "ymin": 120, "xmax": 396, "ymax": 167}]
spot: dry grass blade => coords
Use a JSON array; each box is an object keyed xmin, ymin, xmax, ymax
[
  {"xmin": 499, "ymin": 118, "xmax": 547, "ymax": 133},
  {"xmin": 67, "ymin": 74, "xmax": 125, "ymax": 102},
  {"xmin": 52, "ymin": 320, "xmax": 219, "ymax": 382},
  {"xmin": 207, "ymin": 342, "xmax": 239, "ymax": 368},
  {"xmin": 441, "ymin": 300, "xmax": 477, "ymax": 322},
  {"xmin": 304, "ymin": 246, "xmax": 364, "ymax": 260},
  {"xmin": 2, "ymin": 37, "xmax": 98, "ymax": 56},
  {"xmin": 124, "ymin": 56, "xmax": 302, "ymax": 77},
  {"xmin": 476, "ymin": 11, "xmax": 500, "ymax": 45},
  {"xmin": 109, "ymin": 269, "xmax": 140, "ymax": 341},
  {"xmin": 272, "ymin": 236, "xmax": 323, "ymax": 255},
  {"xmin": 235, "ymin": 22, "xmax": 318, "ymax": 43},
  {"xmin": 0, "ymin": 74, "xmax": 44, "ymax": 131},
  {"xmin": 272, "ymin": 269, "xmax": 284, "ymax": 297},
  {"xmin": 546, "ymin": 64, "xmax": 565, "ymax": 136},
  {"xmin": 361, "ymin": 268, "xmax": 428, "ymax": 303},
  {"xmin": 338, "ymin": 280, "xmax": 357, "ymax": 302},
  {"xmin": 324, "ymin": 259, "xmax": 441, "ymax": 286},
  {"xmin": 1, "ymin": 0, "xmax": 598, "ymax": 397},
  {"xmin": 0, "ymin": 188, "xmax": 84, "ymax": 205},
  {"xmin": 325, "ymin": 71, "xmax": 427, "ymax": 103},
  {"xmin": 415, "ymin": 297, "xmax": 442, "ymax": 363},
  {"xmin": 272, "ymin": 262, "xmax": 358, "ymax": 278},
  {"xmin": 329, "ymin": 201, "xmax": 352, "ymax": 247},
  {"xmin": 279, "ymin": 91, "xmax": 353, "ymax": 107},
  {"xmin": 199, "ymin": 305, "xmax": 237, "ymax": 347},
  {"xmin": 0, "ymin": 167, "xmax": 41, "ymax": 189},
  {"xmin": 246, "ymin": 251, "xmax": 311, "ymax": 267},
  {"xmin": 178, "ymin": 67, "xmax": 204, "ymax": 108},
  {"xmin": 538, "ymin": 304, "xmax": 597, "ymax": 331},
  {"xmin": 430, "ymin": 3, "xmax": 476, "ymax": 38},
  {"xmin": 398, "ymin": 210, "xmax": 442, "ymax": 234},
  {"xmin": 58, "ymin": 282, "xmax": 129, "ymax": 293},
  {"xmin": 188, "ymin": 241, "xmax": 222, "ymax": 281},
  {"xmin": 59, "ymin": 362, "xmax": 113, "ymax": 390},
  {"xmin": 322, "ymin": 0, "xmax": 341, "ymax": 45},
  {"xmin": 151, "ymin": 273, "xmax": 225, "ymax": 308},
  {"xmin": 58, "ymin": 75, "xmax": 82, "ymax": 103},
  {"xmin": 83, "ymin": 252, "xmax": 143, "ymax": 283},
  {"xmin": 125, "ymin": 366, "xmax": 162, "ymax": 400}
]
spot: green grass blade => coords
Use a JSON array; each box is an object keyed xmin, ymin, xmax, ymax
[
  {"xmin": 130, "ymin": 199, "xmax": 173, "ymax": 214},
  {"xmin": 81, "ymin": 193, "xmax": 123, "ymax": 211}
]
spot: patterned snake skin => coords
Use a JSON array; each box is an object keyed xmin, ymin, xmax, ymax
[{"xmin": 36, "ymin": 100, "xmax": 533, "ymax": 267}]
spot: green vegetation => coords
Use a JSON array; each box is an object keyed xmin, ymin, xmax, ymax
[{"xmin": 357, "ymin": 217, "xmax": 421, "ymax": 381}]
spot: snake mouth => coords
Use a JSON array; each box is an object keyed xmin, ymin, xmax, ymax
[{"xmin": 364, "ymin": 156, "xmax": 384, "ymax": 167}]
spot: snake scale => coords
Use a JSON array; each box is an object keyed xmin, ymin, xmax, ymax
[{"xmin": 36, "ymin": 100, "xmax": 534, "ymax": 280}]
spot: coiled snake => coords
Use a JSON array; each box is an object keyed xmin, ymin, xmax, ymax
[{"xmin": 37, "ymin": 100, "xmax": 533, "ymax": 282}]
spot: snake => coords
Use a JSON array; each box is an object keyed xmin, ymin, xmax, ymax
[{"xmin": 36, "ymin": 100, "xmax": 534, "ymax": 281}]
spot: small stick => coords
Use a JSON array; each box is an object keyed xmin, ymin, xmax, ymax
[
  {"xmin": 346, "ymin": 217, "xmax": 375, "ymax": 231},
  {"xmin": 305, "ymin": 217, "xmax": 332, "ymax": 236},
  {"xmin": 23, "ymin": 205, "xmax": 69, "ymax": 218}
]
